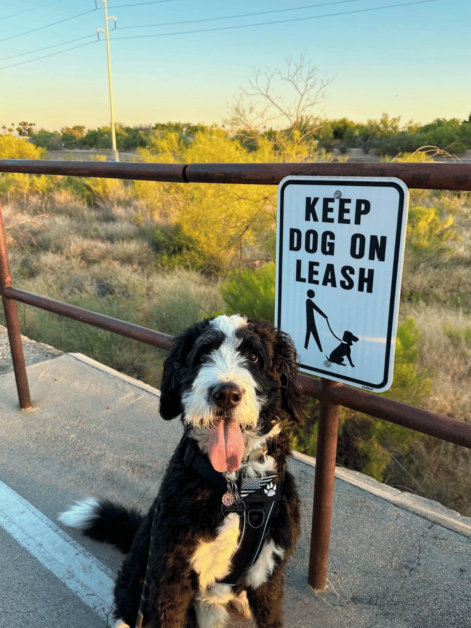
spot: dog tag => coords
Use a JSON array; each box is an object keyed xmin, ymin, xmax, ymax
[
  {"xmin": 222, "ymin": 492, "xmax": 236, "ymax": 507},
  {"xmin": 222, "ymin": 501, "xmax": 245, "ymax": 517}
]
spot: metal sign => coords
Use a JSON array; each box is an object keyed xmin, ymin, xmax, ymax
[{"xmin": 275, "ymin": 176, "xmax": 409, "ymax": 392}]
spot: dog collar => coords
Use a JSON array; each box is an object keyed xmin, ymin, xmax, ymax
[{"xmin": 181, "ymin": 436, "xmax": 227, "ymax": 489}]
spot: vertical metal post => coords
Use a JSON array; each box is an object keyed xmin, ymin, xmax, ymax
[
  {"xmin": 0, "ymin": 203, "xmax": 32, "ymax": 409},
  {"xmin": 308, "ymin": 378, "xmax": 340, "ymax": 590}
]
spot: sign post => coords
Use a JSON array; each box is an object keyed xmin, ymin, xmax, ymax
[{"xmin": 276, "ymin": 176, "xmax": 409, "ymax": 393}]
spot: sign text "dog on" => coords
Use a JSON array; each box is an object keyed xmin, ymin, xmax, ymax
[{"xmin": 275, "ymin": 177, "xmax": 409, "ymax": 392}]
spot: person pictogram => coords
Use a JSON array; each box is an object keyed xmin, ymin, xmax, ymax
[{"xmin": 304, "ymin": 290, "xmax": 328, "ymax": 352}]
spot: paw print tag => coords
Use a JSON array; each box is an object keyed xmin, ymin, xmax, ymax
[{"xmin": 264, "ymin": 482, "xmax": 276, "ymax": 497}]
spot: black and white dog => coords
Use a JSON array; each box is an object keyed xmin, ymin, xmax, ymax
[{"xmin": 59, "ymin": 314, "xmax": 305, "ymax": 628}]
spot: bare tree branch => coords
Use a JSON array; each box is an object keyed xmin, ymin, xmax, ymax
[{"xmin": 241, "ymin": 54, "xmax": 334, "ymax": 132}]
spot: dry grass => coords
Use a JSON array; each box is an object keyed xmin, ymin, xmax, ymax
[
  {"xmin": 399, "ymin": 304, "xmax": 471, "ymax": 421},
  {"xmin": 2, "ymin": 197, "xmax": 222, "ymax": 388}
]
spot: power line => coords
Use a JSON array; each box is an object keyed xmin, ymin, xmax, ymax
[
  {"xmin": 0, "ymin": 41, "xmax": 97, "ymax": 71},
  {"xmin": 0, "ymin": 1, "xmax": 350, "ymax": 63},
  {"xmin": 0, "ymin": 35, "xmax": 96, "ymax": 63},
  {"xmin": 0, "ymin": 9, "xmax": 95, "ymax": 44},
  {"xmin": 1, "ymin": 0, "xmax": 64, "ymax": 21},
  {"xmin": 111, "ymin": 0, "xmax": 437, "ymax": 40},
  {"xmin": 0, "ymin": 0, "xmax": 358, "ymax": 63},
  {"xmin": 0, "ymin": 0, "xmax": 437, "ymax": 72},
  {"xmin": 119, "ymin": 0, "xmax": 362, "ymax": 30},
  {"xmin": 0, "ymin": 0, "xmax": 183, "ymax": 44}
]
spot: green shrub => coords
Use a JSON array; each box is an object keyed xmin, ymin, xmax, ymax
[
  {"xmin": 30, "ymin": 129, "xmax": 62, "ymax": 150},
  {"xmin": 406, "ymin": 205, "xmax": 459, "ymax": 271},
  {"xmin": 220, "ymin": 263, "xmax": 276, "ymax": 321}
]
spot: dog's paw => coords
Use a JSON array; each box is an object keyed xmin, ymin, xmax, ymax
[
  {"xmin": 230, "ymin": 591, "xmax": 253, "ymax": 619},
  {"xmin": 264, "ymin": 482, "xmax": 276, "ymax": 497}
]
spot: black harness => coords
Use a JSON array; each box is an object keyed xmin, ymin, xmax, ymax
[
  {"xmin": 182, "ymin": 437, "xmax": 284, "ymax": 586},
  {"xmin": 135, "ymin": 437, "xmax": 283, "ymax": 628}
]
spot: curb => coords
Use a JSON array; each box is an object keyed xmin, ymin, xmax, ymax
[
  {"xmin": 292, "ymin": 450, "xmax": 471, "ymax": 539},
  {"xmin": 69, "ymin": 353, "xmax": 161, "ymax": 399}
]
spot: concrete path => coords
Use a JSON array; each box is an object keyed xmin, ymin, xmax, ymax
[{"xmin": 1, "ymin": 353, "xmax": 470, "ymax": 628}]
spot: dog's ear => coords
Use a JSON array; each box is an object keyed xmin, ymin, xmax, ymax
[
  {"xmin": 159, "ymin": 322, "xmax": 205, "ymax": 420},
  {"xmin": 274, "ymin": 330, "xmax": 307, "ymax": 425}
]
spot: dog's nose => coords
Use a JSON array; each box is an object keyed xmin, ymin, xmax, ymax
[{"xmin": 211, "ymin": 383, "xmax": 242, "ymax": 411}]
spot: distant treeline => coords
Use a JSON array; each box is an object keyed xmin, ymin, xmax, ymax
[{"xmin": 5, "ymin": 114, "xmax": 471, "ymax": 156}]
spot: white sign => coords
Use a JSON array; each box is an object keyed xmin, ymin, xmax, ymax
[{"xmin": 275, "ymin": 176, "xmax": 409, "ymax": 393}]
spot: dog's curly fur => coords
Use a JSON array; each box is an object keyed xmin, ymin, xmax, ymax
[{"xmin": 59, "ymin": 315, "xmax": 305, "ymax": 628}]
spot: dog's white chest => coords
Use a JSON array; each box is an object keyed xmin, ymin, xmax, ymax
[{"xmin": 191, "ymin": 513, "xmax": 240, "ymax": 590}]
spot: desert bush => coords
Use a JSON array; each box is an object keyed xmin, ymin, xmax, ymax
[
  {"xmin": 220, "ymin": 263, "xmax": 276, "ymax": 321},
  {"xmin": 0, "ymin": 135, "xmax": 45, "ymax": 159},
  {"xmin": 138, "ymin": 130, "xmax": 278, "ymax": 274},
  {"xmin": 405, "ymin": 205, "xmax": 459, "ymax": 272}
]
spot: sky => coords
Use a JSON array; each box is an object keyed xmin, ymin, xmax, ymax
[{"xmin": 0, "ymin": 0, "xmax": 468, "ymax": 131}]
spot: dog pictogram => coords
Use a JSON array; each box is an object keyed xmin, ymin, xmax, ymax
[{"xmin": 326, "ymin": 331, "xmax": 359, "ymax": 367}]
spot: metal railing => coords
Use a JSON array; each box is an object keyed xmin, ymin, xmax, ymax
[{"xmin": 1, "ymin": 159, "xmax": 471, "ymax": 592}]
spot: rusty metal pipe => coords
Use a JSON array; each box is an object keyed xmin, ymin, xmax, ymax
[
  {"xmin": 2, "ymin": 287, "xmax": 174, "ymax": 352},
  {"xmin": 185, "ymin": 162, "xmax": 471, "ymax": 190},
  {"xmin": 329, "ymin": 384, "xmax": 471, "ymax": 449},
  {"xmin": 0, "ymin": 207, "xmax": 32, "ymax": 409},
  {"xmin": 308, "ymin": 378, "xmax": 340, "ymax": 590},
  {"xmin": 0, "ymin": 160, "xmax": 471, "ymax": 191},
  {"xmin": 0, "ymin": 160, "xmax": 187, "ymax": 182},
  {"xmin": 298, "ymin": 375, "xmax": 471, "ymax": 449}
]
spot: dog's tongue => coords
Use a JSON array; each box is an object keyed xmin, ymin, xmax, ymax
[{"xmin": 208, "ymin": 418, "xmax": 244, "ymax": 473}]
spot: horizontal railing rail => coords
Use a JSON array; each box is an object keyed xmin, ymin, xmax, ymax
[
  {"xmin": 0, "ymin": 159, "xmax": 471, "ymax": 189},
  {"xmin": 2, "ymin": 286, "xmax": 174, "ymax": 352},
  {"xmin": 1, "ymin": 160, "xmax": 469, "ymax": 592}
]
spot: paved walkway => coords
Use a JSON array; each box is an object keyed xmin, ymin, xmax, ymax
[{"xmin": 0, "ymin": 352, "xmax": 470, "ymax": 628}]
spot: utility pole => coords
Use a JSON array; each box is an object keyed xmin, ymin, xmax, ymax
[{"xmin": 97, "ymin": 0, "xmax": 119, "ymax": 162}]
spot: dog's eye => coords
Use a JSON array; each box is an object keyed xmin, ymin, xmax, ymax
[{"xmin": 247, "ymin": 352, "xmax": 258, "ymax": 364}]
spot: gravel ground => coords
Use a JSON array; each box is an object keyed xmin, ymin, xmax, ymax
[{"xmin": 0, "ymin": 324, "xmax": 62, "ymax": 375}]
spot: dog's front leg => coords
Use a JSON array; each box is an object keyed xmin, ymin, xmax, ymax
[
  {"xmin": 152, "ymin": 571, "xmax": 195, "ymax": 628},
  {"xmin": 144, "ymin": 535, "xmax": 199, "ymax": 628},
  {"xmin": 246, "ymin": 566, "xmax": 285, "ymax": 628}
]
